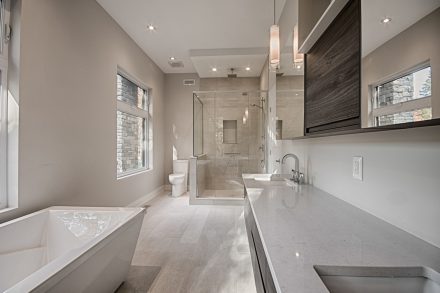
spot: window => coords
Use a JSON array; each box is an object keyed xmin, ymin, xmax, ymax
[
  {"xmin": 116, "ymin": 72, "xmax": 152, "ymax": 178},
  {"xmin": 0, "ymin": 0, "xmax": 10, "ymax": 209},
  {"xmin": 371, "ymin": 65, "xmax": 432, "ymax": 126}
]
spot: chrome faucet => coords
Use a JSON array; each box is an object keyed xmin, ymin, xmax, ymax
[{"xmin": 279, "ymin": 153, "xmax": 304, "ymax": 184}]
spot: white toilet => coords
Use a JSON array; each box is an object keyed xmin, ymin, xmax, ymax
[{"xmin": 168, "ymin": 159, "xmax": 188, "ymax": 197}]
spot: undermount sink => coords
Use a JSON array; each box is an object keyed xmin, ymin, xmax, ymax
[
  {"xmin": 253, "ymin": 174, "xmax": 289, "ymax": 182},
  {"xmin": 314, "ymin": 265, "xmax": 440, "ymax": 293}
]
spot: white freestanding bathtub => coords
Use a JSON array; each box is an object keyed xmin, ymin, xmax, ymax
[{"xmin": 0, "ymin": 206, "xmax": 145, "ymax": 293}]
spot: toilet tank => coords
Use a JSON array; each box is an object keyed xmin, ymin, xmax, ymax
[{"xmin": 173, "ymin": 159, "xmax": 188, "ymax": 185}]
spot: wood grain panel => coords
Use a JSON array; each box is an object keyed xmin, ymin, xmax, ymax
[{"xmin": 305, "ymin": 0, "xmax": 361, "ymax": 132}]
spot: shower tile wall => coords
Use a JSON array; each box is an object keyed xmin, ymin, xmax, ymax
[{"xmin": 198, "ymin": 78, "xmax": 262, "ymax": 193}]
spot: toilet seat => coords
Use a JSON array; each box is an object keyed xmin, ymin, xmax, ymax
[{"xmin": 169, "ymin": 173, "xmax": 185, "ymax": 182}]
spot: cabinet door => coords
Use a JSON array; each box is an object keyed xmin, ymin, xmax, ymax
[
  {"xmin": 245, "ymin": 200, "xmax": 265, "ymax": 293},
  {"xmin": 245, "ymin": 199, "xmax": 278, "ymax": 293},
  {"xmin": 265, "ymin": 267, "xmax": 277, "ymax": 293},
  {"xmin": 250, "ymin": 230, "xmax": 266, "ymax": 293},
  {"xmin": 305, "ymin": 0, "xmax": 361, "ymax": 134},
  {"xmin": 252, "ymin": 228, "xmax": 268, "ymax": 287}
]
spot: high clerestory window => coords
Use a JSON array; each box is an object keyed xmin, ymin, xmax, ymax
[
  {"xmin": 371, "ymin": 65, "xmax": 432, "ymax": 127},
  {"xmin": 116, "ymin": 71, "xmax": 152, "ymax": 178}
]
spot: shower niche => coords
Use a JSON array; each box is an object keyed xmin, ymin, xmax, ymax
[{"xmin": 223, "ymin": 120, "xmax": 238, "ymax": 144}]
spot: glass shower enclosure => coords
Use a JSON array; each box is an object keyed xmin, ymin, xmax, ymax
[{"xmin": 192, "ymin": 90, "xmax": 267, "ymax": 199}]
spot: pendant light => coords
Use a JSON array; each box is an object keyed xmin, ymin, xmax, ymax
[
  {"xmin": 293, "ymin": 24, "xmax": 303, "ymax": 66},
  {"xmin": 269, "ymin": 0, "xmax": 280, "ymax": 71}
]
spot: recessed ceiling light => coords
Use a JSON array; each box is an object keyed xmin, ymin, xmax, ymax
[
  {"xmin": 245, "ymin": 67, "xmax": 251, "ymax": 71},
  {"xmin": 170, "ymin": 56, "xmax": 176, "ymax": 61},
  {"xmin": 212, "ymin": 67, "xmax": 217, "ymax": 72},
  {"xmin": 147, "ymin": 24, "xmax": 156, "ymax": 31},
  {"xmin": 296, "ymin": 64, "xmax": 301, "ymax": 69},
  {"xmin": 381, "ymin": 17, "xmax": 392, "ymax": 24}
]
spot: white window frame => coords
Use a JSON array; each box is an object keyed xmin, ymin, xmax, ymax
[
  {"xmin": 116, "ymin": 68, "xmax": 153, "ymax": 179},
  {"xmin": 369, "ymin": 62, "xmax": 432, "ymax": 127},
  {"xmin": 0, "ymin": 0, "xmax": 10, "ymax": 210}
]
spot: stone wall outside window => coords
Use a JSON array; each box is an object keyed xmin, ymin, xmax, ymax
[
  {"xmin": 117, "ymin": 111, "xmax": 145, "ymax": 174},
  {"xmin": 375, "ymin": 67, "xmax": 432, "ymax": 126},
  {"xmin": 116, "ymin": 74, "xmax": 148, "ymax": 175}
]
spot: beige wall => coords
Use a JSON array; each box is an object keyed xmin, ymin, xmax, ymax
[
  {"xmin": 0, "ymin": 0, "xmax": 166, "ymax": 222},
  {"xmin": 164, "ymin": 73, "xmax": 199, "ymax": 180},
  {"xmin": 362, "ymin": 8, "xmax": 440, "ymax": 127},
  {"xmin": 282, "ymin": 125, "xmax": 440, "ymax": 248}
]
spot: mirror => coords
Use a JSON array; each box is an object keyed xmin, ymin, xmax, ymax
[
  {"xmin": 275, "ymin": 51, "xmax": 304, "ymax": 139},
  {"xmin": 361, "ymin": 0, "xmax": 440, "ymax": 128}
]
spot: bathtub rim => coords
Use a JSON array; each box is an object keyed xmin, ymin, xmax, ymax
[{"xmin": 3, "ymin": 206, "xmax": 146, "ymax": 293}]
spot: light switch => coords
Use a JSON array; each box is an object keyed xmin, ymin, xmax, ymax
[{"xmin": 352, "ymin": 156, "xmax": 363, "ymax": 181}]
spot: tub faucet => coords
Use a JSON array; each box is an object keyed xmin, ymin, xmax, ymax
[{"xmin": 279, "ymin": 153, "xmax": 304, "ymax": 184}]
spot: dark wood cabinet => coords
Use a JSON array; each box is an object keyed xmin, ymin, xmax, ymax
[
  {"xmin": 304, "ymin": 0, "xmax": 361, "ymax": 134},
  {"xmin": 245, "ymin": 198, "xmax": 277, "ymax": 293}
]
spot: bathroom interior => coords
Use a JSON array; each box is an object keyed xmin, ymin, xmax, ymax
[{"xmin": 0, "ymin": 0, "xmax": 440, "ymax": 292}]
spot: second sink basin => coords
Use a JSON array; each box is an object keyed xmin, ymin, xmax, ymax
[{"xmin": 314, "ymin": 265, "xmax": 440, "ymax": 293}]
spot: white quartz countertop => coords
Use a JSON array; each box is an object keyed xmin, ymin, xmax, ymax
[{"xmin": 242, "ymin": 174, "xmax": 440, "ymax": 293}]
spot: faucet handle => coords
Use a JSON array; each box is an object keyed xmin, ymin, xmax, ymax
[
  {"xmin": 291, "ymin": 169, "xmax": 297, "ymax": 180},
  {"xmin": 291, "ymin": 169, "xmax": 304, "ymax": 184},
  {"xmin": 298, "ymin": 172, "xmax": 304, "ymax": 184}
]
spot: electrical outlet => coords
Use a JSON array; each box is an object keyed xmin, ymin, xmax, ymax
[{"xmin": 352, "ymin": 156, "xmax": 363, "ymax": 181}]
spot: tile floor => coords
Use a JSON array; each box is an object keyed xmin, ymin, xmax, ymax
[
  {"xmin": 119, "ymin": 192, "xmax": 256, "ymax": 293},
  {"xmin": 199, "ymin": 189, "xmax": 244, "ymax": 198}
]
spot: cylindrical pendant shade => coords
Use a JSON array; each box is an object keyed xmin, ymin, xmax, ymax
[
  {"xmin": 293, "ymin": 24, "xmax": 303, "ymax": 64},
  {"xmin": 270, "ymin": 25, "xmax": 280, "ymax": 70}
]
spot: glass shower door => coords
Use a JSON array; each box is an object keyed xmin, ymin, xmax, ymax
[{"xmin": 193, "ymin": 90, "xmax": 266, "ymax": 199}]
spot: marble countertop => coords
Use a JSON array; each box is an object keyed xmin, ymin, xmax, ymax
[{"xmin": 242, "ymin": 174, "xmax": 440, "ymax": 293}]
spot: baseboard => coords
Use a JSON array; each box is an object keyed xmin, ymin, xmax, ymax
[
  {"xmin": 127, "ymin": 185, "xmax": 165, "ymax": 207},
  {"xmin": 164, "ymin": 184, "xmax": 190, "ymax": 191}
]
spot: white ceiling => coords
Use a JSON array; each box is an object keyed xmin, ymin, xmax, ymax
[
  {"xmin": 97, "ymin": 0, "xmax": 440, "ymax": 76},
  {"xmin": 96, "ymin": 0, "xmax": 287, "ymax": 77},
  {"xmin": 362, "ymin": 0, "xmax": 440, "ymax": 57}
]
